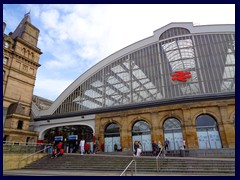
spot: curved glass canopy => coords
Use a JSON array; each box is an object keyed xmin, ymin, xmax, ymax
[{"xmin": 53, "ymin": 28, "xmax": 235, "ymax": 115}]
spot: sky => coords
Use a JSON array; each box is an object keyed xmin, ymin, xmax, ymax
[{"xmin": 3, "ymin": 4, "xmax": 235, "ymax": 101}]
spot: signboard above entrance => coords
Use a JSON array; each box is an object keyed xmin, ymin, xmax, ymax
[
  {"xmin": 68, "ymin": 135, "xmax": 78, "ymax": 140},
  {"xmin": 54, "ymin": 136, "xmax": 63, "ymax": 141}
]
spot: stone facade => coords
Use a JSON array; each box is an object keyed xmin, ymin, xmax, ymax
[
  {"xmin": 3, "ymin": 14, "xmax": 42, "ymax": 143},
  {"xmin": 95, "ymin": 99, "xmax": 235, "ymax": 151}
]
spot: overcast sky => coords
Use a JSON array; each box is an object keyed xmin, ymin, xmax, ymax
[{"xmin": 3, "ymin": 4, "xmax": 235, "ymax": 101}]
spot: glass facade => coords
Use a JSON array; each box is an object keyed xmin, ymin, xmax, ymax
[
  {"xmin": 196, "ymin": 115, "xmax": 222, "ymax": 149},
  {"xmin": 104, "ymin": 123, "xmax": 120, "ymax": 152},
  {"xmin": 53, "ymin": 28, "xmax": 235, "ymax": 115},
  {"xmin": 132, "ymin": 120, "xmax": 152, "ymax": 152},
  {"xmin": 163, "ymin": 118, "xmax": 183, "ymax": 150}
]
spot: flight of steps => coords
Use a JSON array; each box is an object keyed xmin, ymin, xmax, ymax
[{"xmin": 22, "ymin": 154, "xmax": 235, "ymax": 176}]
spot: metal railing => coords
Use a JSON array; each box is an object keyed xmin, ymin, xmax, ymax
[
  {"xmin": 120, "ymin": 159, "xmax": 136, "ymax": 176},
  {"xmin": 156, "ymin": 148, "xmax": 165, "ymax": 172},
  {"xmin": 18, "ymin": 145, "xmax": 52, "ymax": 169},
  {"xmin": 3, "ymin": 141, "xmax": 52, "ymax": 154}
]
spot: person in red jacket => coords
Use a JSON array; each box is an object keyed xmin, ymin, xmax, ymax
[
  {"xmin": 57, "ymin": 142, "xmax": 63, "ymax": 153},
  {"xmin": 84, "ymin": 143, "xmax": 89, "ymax": 154},
  {"xmin": 57, "ymin": 148, "xmax": 64, "ymax": 157},
  {"xmin": 51, "ymin": 148, "xmax": 57, "ymax": 158}
]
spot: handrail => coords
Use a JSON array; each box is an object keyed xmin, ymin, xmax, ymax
[
  {"xmin": 18, "ymin": 145, "xmax": 52, "ymax": 169},
  {"xmin": 3, "ymin": 141, "xmax": 51, "ymax": 146},
  {"xmin": 120, "ymin": 159, "xmax": 136, "ymax": 176},
  {"xmin": 156, "ymin": 148, "xmax": 165, "ymax": 172},
  {"xmin": 156, "ymin": 148, "xmax": 163, "ymax": 160}
]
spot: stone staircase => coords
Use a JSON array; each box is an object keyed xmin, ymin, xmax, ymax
[{"xmin": 21, "ymin": 153, "xmax": 235, "ymax": 176}]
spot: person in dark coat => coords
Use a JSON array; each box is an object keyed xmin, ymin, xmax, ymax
[{"xmin": 133, "ymin": 140, "xmax": 139, "ymax": 156}]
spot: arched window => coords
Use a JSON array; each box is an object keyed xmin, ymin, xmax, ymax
[
  {"xmin": 27, "ymin": 50, "xmax": 30, "ymax": 58},
  {"xmin": 104, "ymin": 123, "xmax": 120, "ymax": 152},
  {"xmin": 196, "ymin": 115, "xmax": 222, "ymax": 149},
  {"xmin": 17, "ymin": 120, "xmax": 23, "ymax": 129},
  {"xmin": 22, "ymin": 48, "xmax": 26, "ymax": 56},
  {"xmin": 163, "ymin": 118, "xmax": 183, "ymax": 150},
  {"xmin": 132, "ymin": 120, "xmax": 152, "ymax": 152},
  {"xmin": 31, "ymin": 52, "xmax": 34, "ymax": 60},
  {"xmin": 159, "ymin": 27, "xmax": 190, "ymax": 40}
]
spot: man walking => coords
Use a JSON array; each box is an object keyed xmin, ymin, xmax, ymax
[{"xmin": 79, "ymin": 138, "xmax": 85, "ymax": 155}]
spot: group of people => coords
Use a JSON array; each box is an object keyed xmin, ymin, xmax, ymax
[
  {"xmin": 134, "ymin": 138, "xmax": 186, "ymax": 157},
  {"xmin": 133, "ymin": 140, "xmax": 142, "ymax": 157},
  {"xmin": 51, "ymin": 138, "xmax": 186, "ymax": 158},
  {"xmin": 51, "ymin": 139, "xmax": 105, "ymax": 158},
  {"xmin": 79, "ymin": 139, "xmax": 104, "ymax": 155},
  {"xmin": 152, "ymin": 140, "xmax": 164, "ymax": 156},
  {"xmin": 51, "ymin": 141, "xmax": 65, "ymax": 158}
]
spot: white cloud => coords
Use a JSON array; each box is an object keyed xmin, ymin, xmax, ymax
[{"xmin": 34, "ymin": 76, "xmax": 73, "ymax": 101}]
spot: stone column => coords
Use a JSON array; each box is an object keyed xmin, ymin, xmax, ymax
[
  {"xmin": 151, "ymin": 112, "xmax": 161, "ymax": 142},
  {"xmin": 94, "ymin": 116, "xmax": 101, "ymax": 142},
  {"xmin": 120, "ymin": 115, "xmax": 130, "ymax": 151},
  {"xmin": 218, "ymin": 105, "xmax": 235, "ymax": 148},
  {"xmin": 182, "ymin": 107, "xmax": 198, "ymax": 149}
]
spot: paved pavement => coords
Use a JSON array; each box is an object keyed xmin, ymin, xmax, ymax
[{"xmin": 3, "ymin": 169, "xmax": 234, "ymax": 176}]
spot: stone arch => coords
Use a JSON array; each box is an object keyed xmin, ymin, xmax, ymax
[
  {"xmin": 103, "ymin": 121, "xmax": 121, "ymax": 152},
  {"xmin": 31, "ymin": 52, "xmax": 34, "ymax": 60},
  {"xmin": 163, "ymin": 117, "xmax": 184, "ymax": 150},
  {"xmin": 127, "ymin": 116, "xmax": 152, "ymax": 132},
  {"xmin": 131, "ymin": 119, "xmax": 152, "ymax": 152},
  {"xmin": 102, "ymin": 119, "xmax": 122, "ymax": 131},
  {"xmin": 195, "ymin": 114, "xmax": 222, "ymax": 149},
  {"xmin": 38, "ymin": 122, "xmax": 95, "ymax": 140},
  {"xmin": 22, "ymin": 48, "xmax": 26, "ymax": 56},
  {"xmin": 192, "ymin": 110, "xmax": 220, "ymax": 127},
  {"xmin": 27, "ymin": 50, "xmax": 30, "ymax": 58},
  {"xmin": 160, "ymin": 111, "xmax": 184, "ymax": 128}
]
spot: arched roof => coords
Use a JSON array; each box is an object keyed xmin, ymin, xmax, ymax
[{"xmin": 38, "ymin": 22, "xmax": 235, "ymax": 116}]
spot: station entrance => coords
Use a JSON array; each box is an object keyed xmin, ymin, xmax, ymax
[{"xmin": 43, "ymin": 125, "xmax": 94, "ymax": 153}]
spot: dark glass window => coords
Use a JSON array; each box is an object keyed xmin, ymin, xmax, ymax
[
  {"xmin": 105, "ymin": 123, "xmax": 120, "ymax": 134},
  {"xmin": 132, "ymin": 120, "xmax": 150, "ymax": 132},
  {"xmin": 196, "ymin": 115, "xmax": 216, "ymax": 127},
  {"xmin": 163, "ymin": 118, "xmax": 181, "ymax": 130},
  {"xmin": 17, "ymin": 120, "xmax": 23, "ymax": 129},
  {"xmin": 159, "ymin": 27, "xmax": 190, "ymax": 40}
]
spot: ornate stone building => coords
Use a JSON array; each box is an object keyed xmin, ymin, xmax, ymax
[{"xmin": 3, "ymin": 13, "xmax": 42, "ymax": 143}]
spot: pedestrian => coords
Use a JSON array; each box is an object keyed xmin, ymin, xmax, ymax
[
  {"xmin": 164, "ymin": 138, "xmax": 169, "ymax": 151},
  {"xmin": 133, "ymin": 140, "xmax": 138, "ymax": 156},
  {"xmin": 114, "ymin": 144, "xmax": 118, "ymax": 152},
  {"xmin": 158, "ymin": 141, "xmax": 165, "ymax": 157},
  {"xmin": 79, "ymin": 138, "xmax": 85, "ymax": 155},
  {"xmin": 152, "ymin": 141, "xmax": 158, "ymax": 156},
  {"xmin": 136, "ymin": 141, "xmax": 142, "ymax": 157},
  {"xmin": 100, "ymin": 142, "xmax": 104, "ymax": 152},
  {"xmin": 57, "ymin": 148, "xmax": 64, "ymax": 157},
  {"xmin": 182, "ymin": 139, "xmax": 186, "ymax": 149},
  {"xmin": 69, "ymin": 143, "xmax": 74, "ymax": 153},
  {"xmin": 93, "ymin": 142, "xmax": 96, "ymax": 154},
  {"xmin": 51, "ymin": 148, "xmax": 57, "ymax": 158},
  {"xmin": 84, "ymin": 142, "xmax": 89, "ymax": 154},
  {"xmin": 57, "ymin": 141, "xmax": 63, "ymax": 153}
]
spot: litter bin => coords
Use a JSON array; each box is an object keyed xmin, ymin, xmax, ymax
[{"xmin": 180, "ymin": 149, "xmax": 185, "ymax": 157}]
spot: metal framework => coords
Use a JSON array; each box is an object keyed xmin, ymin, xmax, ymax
[{"xmin": 53, "ymin": 25, "xmax": 235, "ymax": 115}]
